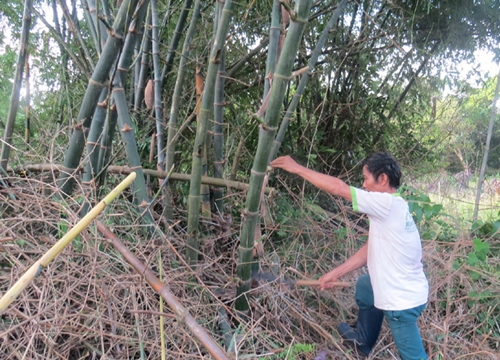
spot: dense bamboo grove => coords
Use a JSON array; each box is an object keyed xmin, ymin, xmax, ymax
[{"xmin": 1, "ymin": 0, "xmax": 500, "ymax": 358}]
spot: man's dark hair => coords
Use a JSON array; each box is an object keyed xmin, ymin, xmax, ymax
[{"xmin": 363, "ymin": 152, "xmax": 402, "ymax": 189}]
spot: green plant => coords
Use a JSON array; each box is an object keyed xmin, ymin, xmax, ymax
[{"xmin": 269, "ymin": 342, "xmax": 316, "ymax": 360}]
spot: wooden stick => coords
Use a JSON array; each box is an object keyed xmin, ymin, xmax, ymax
[{"xmin": 294, "ymin": 279, "xmax": 351, "ymax": 287}]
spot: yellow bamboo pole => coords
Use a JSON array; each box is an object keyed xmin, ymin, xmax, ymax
[{"xmin": 0, "ymin": 172, "xmax": 137, "ymax": 314}]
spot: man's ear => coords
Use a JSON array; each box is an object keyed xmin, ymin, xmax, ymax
[{"xmin": 378, "ymin": 173, "xmax": 389, "ymax": 186}]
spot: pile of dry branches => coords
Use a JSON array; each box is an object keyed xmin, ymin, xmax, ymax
[{"xmin": 1, "ymin": 174, "xmax": 498, "ymax": 359}]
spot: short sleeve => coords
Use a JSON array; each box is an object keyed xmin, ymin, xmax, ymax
[{"xmin": 351, "ymin": 187, "xmax": 393, "ymax": 220}]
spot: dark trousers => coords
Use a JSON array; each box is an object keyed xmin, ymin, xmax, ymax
[{"xmin": 355, "ymin": 274, "xmax": 428, "ymax": 360}]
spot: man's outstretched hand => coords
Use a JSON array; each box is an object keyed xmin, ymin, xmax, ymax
[{"xmin": 270, "ymin": 156, "xmax": 303, "ymax": 174}]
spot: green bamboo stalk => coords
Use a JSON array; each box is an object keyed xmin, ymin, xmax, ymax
[
  {"xmin": 113, "ymin": 92, "xmax": 150, "ymax": 207},
  {"xmin": 213, "ymin": 44, "xmax": 226, "ymax": 215},
  {"xmin": 56, "ymin": 0, "xmax": 95, "ymax": 71},
  {"xmin": 96, "ymin": 222, "xmax": 231, "ymax": 360},
  {"xmin": 0, "ymin": 0, "xmax": 32, "ymax": 171},
  {"xmin": 235, "ymin": 0, "xmax": 313, "ymax": 312},
  {"xmin": 0, "ymin": 173, "xmax": 137, "ymax": 314},
  {"xmin": 96, "ymin": 104, "xmax": 118, "ymax": 186},
  {"xmin": 85, "ymin": 88, "xmax": 108, "ymax": 181},
  {"xmin": 164, "ymin": 0, "xmax": 202, "ymax": 221},
  {"xmin": 111, "ymin": 1, "xmax": 151, "ymax": 209},
  {"xmin": 186, "ymin": 0, "xmax": 234, "ymax": 266},
  {"xmin": 264, "ymin": 0, "xmax": 281, "ymax": 98},
  {"xmin": 134, "ymin": 19, "xmax": 151, "ymax": 112},
  {"xmin": 81, "ymin": 0, "xmax": 100, "ymax": 54},
  {"xmin": 87, "ymin": 0, "xmax": 108, "ymax": 51},
  {"xmin": 151, "ymin": 0, "xmax": 165, "ymax": 172},
  {"xmin": 24, "ymin": 54, "xmax": 30, "ymax": 144},
  {"xmin": 269, "ymin": 0, "xmax": 349, "ymax": 162},
  {"xmin": 58, "ymin": 0, "xmax": 139, "ymax": 196},
  {"xmin": 160, "ymin": 0, "xmax": 194, "ymax": 85},
  {"xmin": 230, "ymin": 136, "xmax": 244, "ymax": 180}
]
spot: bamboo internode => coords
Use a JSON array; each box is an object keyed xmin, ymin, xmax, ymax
[{"xmin": 0, "ymin": 172, "xmax": 137, "ymax": 314}]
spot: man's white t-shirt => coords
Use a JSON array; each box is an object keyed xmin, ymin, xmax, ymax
[{"xmin": 350, "ymin": 187, "xmax": 429, "ymax": 311}]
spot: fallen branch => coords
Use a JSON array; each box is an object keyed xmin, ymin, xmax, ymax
[{"xmin": 9, "ymin": 163, "xmax": 275, "ymax": 195}]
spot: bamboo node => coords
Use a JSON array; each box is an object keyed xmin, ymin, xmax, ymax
[
  {"xmin": 260, "ymin": 123, "xmax": 278, "ymax": 132},
  {"xmin": 89, "ymin": 78, "xmax": 107, "ymax": 88},
  {"xmin": 242, "ymin": 209, "xmax": 259, "ymax": 217},
  {"xmin": 121, "ymin": 124, "xmax": 133, "ymax": 132},
  {"xmin": 250, "ymin": 169, "xmax": 266, "ymax": 177},
  {"xmin": 273, "ymin": 73, "xmax": 292, "ymax": 81}
]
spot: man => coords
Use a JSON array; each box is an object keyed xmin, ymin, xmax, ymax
[{"xmin": 270, "ymin": 152, "xmax": 428, "ymax": 360}]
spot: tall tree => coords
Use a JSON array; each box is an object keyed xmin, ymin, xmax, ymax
[{"xmin": 474, "ymin": 68, "xmax": 500, "ymax": 221}]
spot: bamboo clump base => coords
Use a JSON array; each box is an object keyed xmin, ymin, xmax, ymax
[{"xmin": 0, "ymin": 174, "xmax": 498, "ymax": 359}]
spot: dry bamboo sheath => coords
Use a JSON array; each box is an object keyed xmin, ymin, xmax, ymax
[
  {"xmin": 96, "ymin": 222, "xmax": 231, "ymax": 360},
  {"xmin": 0, "ymin": 173, "xmax": 137, "ymax": 313}
]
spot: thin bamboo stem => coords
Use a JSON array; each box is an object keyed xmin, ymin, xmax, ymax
[
  {"xmin": 24, "ymin": 54, "xmax": 30, "ymax": 144},
  {"xmin": 186, "ymin": 0, "xmax": 234, "ymax": 266},
  {"xmin": 151, "ymin": 0, "xmax": 165, "ymax": 171},
  {"xmin": 164, "ymin": 0, "xmax": 202, "ymax": 220}
]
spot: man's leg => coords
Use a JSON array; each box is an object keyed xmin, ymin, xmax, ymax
[
  {"xmin": 384, "ymin": 304, "xmax": 427, "ymax": 360},
  {"xmin": 338, "ymin": 274, "xmax": 384, "ymax": 356}
]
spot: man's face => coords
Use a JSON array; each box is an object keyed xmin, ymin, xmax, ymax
[{"xmin": 362, "ymin": 165, "xmax": 382, "ymax": 192}]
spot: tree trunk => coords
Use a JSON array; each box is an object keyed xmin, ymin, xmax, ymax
[{"xmin": 473, "ymin": 67, "xmax": 500, "ymax": 221}]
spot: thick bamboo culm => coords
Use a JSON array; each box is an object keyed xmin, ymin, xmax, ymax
[
  {"xmin": 96, "ymin": 222, "xmax": 231, "ymax": 360},
  {"xmin": 0, "ymin": 173, "xmax": 137, "ymax": 314}
]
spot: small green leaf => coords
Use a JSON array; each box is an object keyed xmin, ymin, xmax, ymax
[{"xmin": 467, "ymin": 252, "xmax": 479, "ymax": 266}]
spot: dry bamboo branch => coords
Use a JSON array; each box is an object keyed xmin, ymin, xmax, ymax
[
  {"xmin": 0, "ymin": 173, "xmax": 137, "ymax": 314},
  {"xmin": 96, "ymin": 222, "xmax": 231, "ymax": 360},
  {"xmin": 9, "ymin": 163, "xmax": 275, "ymax": 194}
]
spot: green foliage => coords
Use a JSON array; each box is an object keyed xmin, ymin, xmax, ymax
[
  {"xmin": 0, "ymin": 48, "xmax": 16, "ymax": 128},
  {"xmin": 267, "ymin": 342, "xmax": 316, "ymax": 360},
  {"xmin": 401, "ymin": 185, "xmax": 454, "ymax": 241}
]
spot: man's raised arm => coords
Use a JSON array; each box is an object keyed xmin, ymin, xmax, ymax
[{"xmin": 270, "ymin": 156, "xmax": 352, "ymax": 201}]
